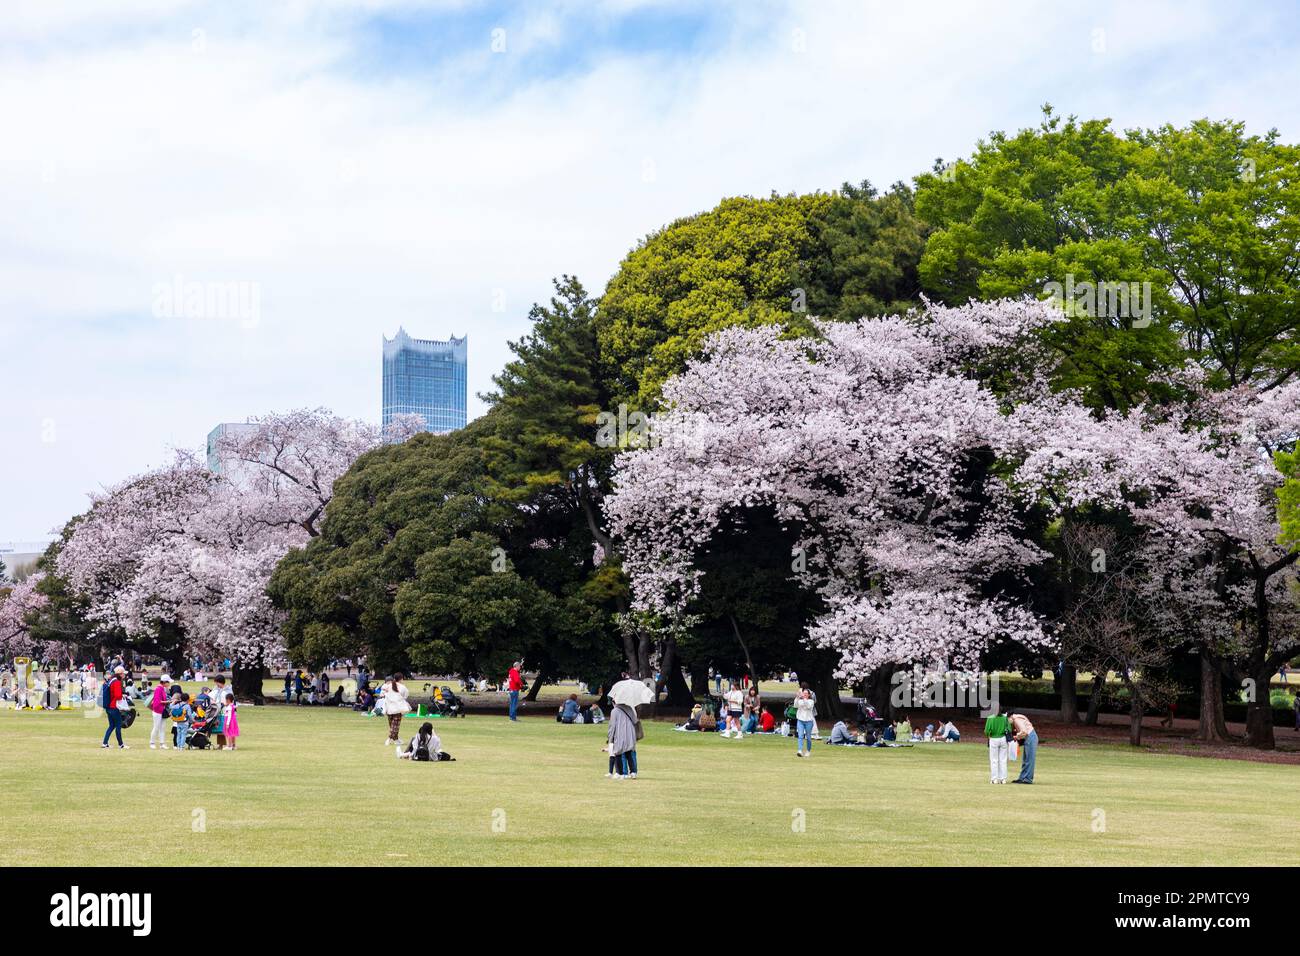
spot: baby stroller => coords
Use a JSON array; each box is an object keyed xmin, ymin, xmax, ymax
[
  {"xmin": 186, "ymin": 710, "xmax": 220, "ymax": 749},
  {"xmin": 856, "ymin": 700, "xmax": 885, "ymax": 736},
  {"xmin": 433, "ymin": 687, "xmax": 465, "ymax": 718}
]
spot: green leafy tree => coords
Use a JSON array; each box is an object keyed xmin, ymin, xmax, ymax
[
  {"xmin": 597, "ymin": 186, "xmax": 927, "ymax": 406},
  {"xmin": 269, "ymin": 281, "xmax": 629, "ymax": 692},
  {"xmin": 916, "ymin": 107, "xmax": 1300, "ymax": 407}
]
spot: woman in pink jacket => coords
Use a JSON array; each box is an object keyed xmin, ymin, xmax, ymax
[{"xmin": 149, "ymin": 675, "xmax": 172, "ymax": 749}]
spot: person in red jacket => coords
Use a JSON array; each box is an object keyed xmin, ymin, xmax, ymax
[
  {"xmin": 149, "ymin": 675, "xmax": 172, "ymax": 749},
  {"xmin": 507, "ymin": 661, "xmax": 523, "ymax": 721},
  {"xmin": 100, "ymin": 665, "xmax": 129, "ymax": 750}
]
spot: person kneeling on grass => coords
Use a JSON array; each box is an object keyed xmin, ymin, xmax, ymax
[
  {"xmin": 557, "ymin": 694, "xmax": 581, "ymax": 724},
  {"xmin": 937, "ymin": 720, "xmax": 960, "ymax": 742}
]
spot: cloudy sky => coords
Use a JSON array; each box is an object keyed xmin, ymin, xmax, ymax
[{"xmin": 2, "ymin": 0, "xmax": 1298, "ymax": 542}]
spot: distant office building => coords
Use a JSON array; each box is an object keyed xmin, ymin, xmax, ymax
[
  {"xmin": 206, "ymin": 422, "xmax": 257, "ymax": 477},
  {"xmin": 0, "ymin": 540, "xmax": 53, "ymax": 578},
  {"xmin": 382, "ymin": 328, "xmax": 467, "ymax": 435}
]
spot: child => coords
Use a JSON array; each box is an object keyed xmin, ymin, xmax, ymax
[
  {"xmin": 398, "ymin": 721, "xmax": 439, "ymax": 761},
  {"xmin": 170, "ymin": 693, "xmax": 193, "ymax": 751},
  {"xmin": 222, "ymin": 693, "xmax": 239, "ymax": 750}
]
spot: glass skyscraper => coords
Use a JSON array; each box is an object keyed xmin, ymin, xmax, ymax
[{"xmin": 382, "ymin": 328, "xmax": 467, "ymax": 435}]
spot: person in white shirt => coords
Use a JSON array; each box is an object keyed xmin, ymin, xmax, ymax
[
  {"xmin": 793, "ymin": 688, "xmax": 817, "ymax": 757},
  {"xmin": 721, "ymin": 681, "xmax": 745, "ymax": 739},
  {"xmin": 381, "ymin": 674, "xmax": 410, "ymax": 746}
]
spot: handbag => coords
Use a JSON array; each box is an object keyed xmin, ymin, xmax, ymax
[{"xmin": 1008, "ymin": 739, "xmax": 1019, "ymax": 761}]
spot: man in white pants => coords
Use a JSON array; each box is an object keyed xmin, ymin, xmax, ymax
[
  {"xmin": 984, "ymin": 710, "xmax": 1010, "ymax": 784},
  {"xmin": 149, "ymin": 674, "xmax": 172, "ymax": 749}
]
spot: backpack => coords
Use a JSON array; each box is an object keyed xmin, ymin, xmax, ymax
[
  {"xmin": 170, "ymin": 701, "xmax": 186, "ymax": 721},
  {"xmin": 100, "ymin": 680, "xmax": 114, "ymax": 709},
  {"xmin": 412, "ymin": 737, "xmax": 432, "ymax": 762},
  {"xmin": 436, "ymin": 751, "xmax": 454, "ymax": 762}
]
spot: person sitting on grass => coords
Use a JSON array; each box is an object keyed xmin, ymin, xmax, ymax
[
  {"xmin": 677, "ymin": 703, "xmax": 703, "ymax": 731},
  {"xmin": 937, "ymin": 720, "xmax": 960, "ymax": 742},
  {"xmin": 584, "ymin": 701, "xmax": 605, "ymax": 724},
  {"xmin": 558, "ymin": 694, "xmax": 581, "ymax": 724},
  {"xmin": 895, "ymin": 715, "xmax": 912, "ymax": 740},
  {"xmin": 829, "ymin": 719, "xmax": 860, "ymax": 745},
  {"xmin": 923, "ymin": 723, "xmax": 935, "ymax": 742},
  {"xmin": 882, "ymin": 721, "xmax": 896, "ymax": 742},
  {"xmin": 758, "ymin": 707, "xmax": 776, "ymax": 733},
  {"xmin": 398, "ymin": 722, "xmax": 441, "ymax": 761}
]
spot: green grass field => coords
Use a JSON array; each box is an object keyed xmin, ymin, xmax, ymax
[{"xmin": 2, "ymin": 705, "xmax": 1296, "ymax": 866}]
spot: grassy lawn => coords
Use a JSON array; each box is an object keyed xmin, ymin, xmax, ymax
[{"xmin": 1, "ymin": 705, "xmax": 1295, "ymax": 866}]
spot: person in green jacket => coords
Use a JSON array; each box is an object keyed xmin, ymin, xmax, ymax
[{"xmin": 984, "ymin": 711, "xmax": 1009, "ymax": 784}]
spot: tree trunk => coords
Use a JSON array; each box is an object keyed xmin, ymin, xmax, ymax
[
  {"xmin": 1128, "ymin": 688, "xmax": 1144, "ymax": 746},
  {"xmin": 1084, "ymin": 672, "xmax": 1104, "ymax": 726},
  {"xmin": 810, "ymin": 665, "xmax": 842, "ymax": 720},
  {"xmin": 1245, "ymin": 562, "xmax": 1281, "ymax": 749},
  {"xmin": 1059, "ymin": 663, "xmax": 1080, "ymax": 724},
  {"xmin": 637, "ymin": 632, "xmax": 653, "ymax": 681},
  {"xmin": 1244, "ymin": 661, "xmax": 1275, "ymax": 749},
  {"xmin": 525, "ymin": 665, "xmax": 548, "ymax": 702},
  {"xmin": 727, "ymin": 614, "xmax": 757, "ymax": 686},
  {"xmin": 690, "ymin": 665, "xmax": 709, "ymax": 697},
  {"xmin": 621, "ymin": 624, "xmax": 640, "ymax": 679},
  {"xmin": 1197, "ymin": 650, "xmax": 1230, "ymax": 742},
  {"xmin": 165, "ymin": 646, "xmax": 190, "ymax": 682},
  {"xmin": 231, "ymin": 654, "xmax": 265, "ymax": 705},
  {"xmin": 658, "ymin": 637, "xmax": 694, "ymax": 708},
  {"xmin": 864, "ymin": 666, "xmax": 896, "ymax": 721}
]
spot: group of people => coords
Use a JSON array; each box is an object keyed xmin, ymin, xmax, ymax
[
  {"xmin": 283, "ymin": 669, "xmax": 346, "ymax": 707},
  {"xmin": 556, "ymin": 693, "xmax": 605, "ymax": 724},
  {"xmin": 97, "ymin": 667, "xmax": 241, "ymax": 751},
  {"xmin": 983, "ymin": 710, "xmax": 1037, "ymax": 784}
]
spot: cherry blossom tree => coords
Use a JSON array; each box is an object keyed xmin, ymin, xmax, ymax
[
  {"xmin": 0, "ymin": 573, "xmax": 50, "ymax": 657},
  {"xmin": 54, "ymin": 409, "xmax": 416, "ymax": 700},
  {"xmin": 607, "ymin": 298, "xmax": 1065, "ymax": 684},
  {"xmin": 1005, "ymin": 378, "xmax": 1300, "ymax": 748}
]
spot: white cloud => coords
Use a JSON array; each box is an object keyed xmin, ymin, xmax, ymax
[{"xmin": 2, "ymin": 0, "xmax": 1298, "ymax": 539}]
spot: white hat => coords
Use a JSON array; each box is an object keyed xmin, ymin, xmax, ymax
[
  {"xmin": 160, "ymin": 674, "xmax": 172, "ymax": 683},
  {"xmin": 113, "ymin": 665, "xmax": 125, "ymax": 675}
]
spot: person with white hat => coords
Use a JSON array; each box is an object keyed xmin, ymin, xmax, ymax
[{"xmin": 149, "ymin": 674, "xmax": 173, "ymax": 749}]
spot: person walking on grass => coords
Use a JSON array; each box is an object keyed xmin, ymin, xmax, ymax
[
  {"xmin": 984, "ymin": 709, "xmax": 1010, "ymax": 784},
  {"xmin": 381, "ymin": 673, "xmax": 410, "ymax": 746},
  {"xmin": 148, "ymin": 674, "xmax": 172, "ymax": 749},
  {"xmin": 793, "ymin": 687, "xmax": 816, "ymax": 757},
  {"xmin": 100, "ymin": 665, "xmax": 129, "ymax": 750},
  {"xmin": 507, "ymin": 660, "xmax": 523, "ymax": 721},
  {"xmin": 1010, "ymin": 713, "xmax": 1037, "ymax": 784}
]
